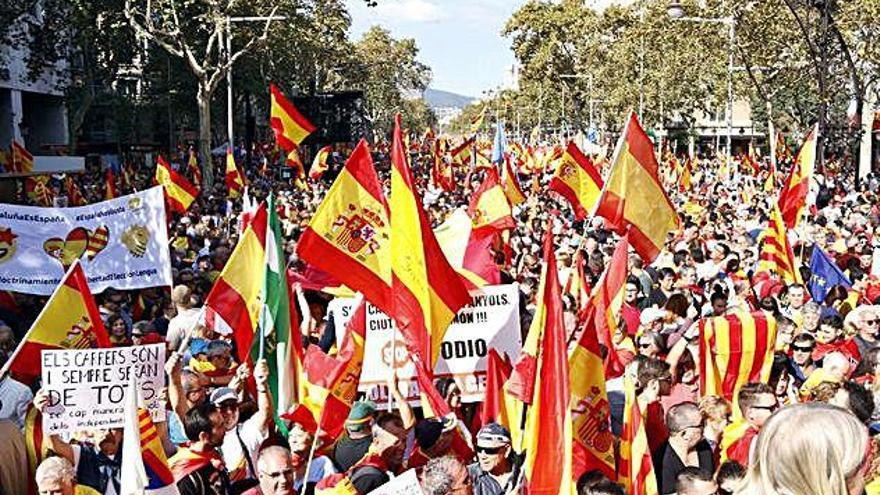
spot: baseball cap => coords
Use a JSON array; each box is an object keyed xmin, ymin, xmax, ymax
[
  {"xmin": 209, "ymin": 387, "xmax": 237, "ymax": 405},
  {"xmin": 476, "ymin": 423, "xmax": 511, "ymax": 448},
  {"xmin": 345, "ymin": 401, "xmax": 377, "ymax": 432},
  {"xmin": 414, "ymin": 415, "xmax": 457, "ymax": 450}
]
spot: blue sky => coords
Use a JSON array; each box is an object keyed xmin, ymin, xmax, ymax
[{"xmin": 345, "ymin": 0, "xmax": 527, "ymax": 98}]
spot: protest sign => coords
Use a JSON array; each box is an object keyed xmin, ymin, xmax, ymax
[
  {"xmin": 40, "ymin": 344, "xmax": 165, "ymax": 434},
  {"xmin": 370, "ymin": 469, "xmax": 423, "ymax": 495},
  {"xmin": 332, "ymin": 284, "xmax": 522, "ymax": 403},
  {"xmin": 0, "ymin": 186, "xmax": 172, "ymax": 295}
]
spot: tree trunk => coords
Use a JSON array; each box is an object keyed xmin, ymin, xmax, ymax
[{"xmin": 197, "ymin": 83, "xmax": 214, "ymax": 190}]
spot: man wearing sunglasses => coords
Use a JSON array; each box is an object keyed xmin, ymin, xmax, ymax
[
  {"xmin": 467, "ymin": 423, "xmax": 515, "ymax": 495},
  {"xmin": 721, "ymin": 383, "xmax": 776, "ymax": 467},
  {"xmin": 788, "ymin": 333, "xmax": 818, "ymax": 388},
  {"xmin": 851, "ymin": 306, "xmax": 880, "ymax": 356}
]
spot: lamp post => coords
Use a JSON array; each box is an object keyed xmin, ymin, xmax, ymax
[{"xmin": 667, "ymin": 1, "xmax": 735, "ymax": 165}]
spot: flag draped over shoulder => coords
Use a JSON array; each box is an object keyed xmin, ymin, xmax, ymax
[
  {"xmin": 389, "ymin": 113, "xmax": 471, "ymax": 366},
  {"xmin": 809, "ymin": 245, "xmax": 852, "ymax": 303},
  {"xmin": 550, "ymin": 142, "xmax": 604, "ymax": 220},
  {"xmin": 0, "ymin": 261, "xmax": 110, "ymax": 384},
  {"xmin": 155, "ymin": 156, "xmax": 198, "ymax": 213},
  {"xmin": 269, "ymin": 83, "xmax": 316, "ymax": 151},
  {"xmin": 778, "ymin": 125, "xmax": 817, "ymax": 230},
  {"xmin": 468, "ymin": 169, "xmax": 515, "ymax": 234},
  {"xmin": 25, "ymin": 405, "xmax": 48, "ymax": 495},
  {"xmin": 594, "ymin": 112, "xmax": 679, "ymax": 263},
  {"xmin": 699, "ymin": 310, "xmax": 778, "ymax": 413},
  {"xmin": 203, "ymin": 205, "xmax": 268, "ymax": 363},
  {"xmin": 755, "ymin": 204, "xmax": 802, "ymax": 285},
  {"xmin": 520, "ymin": 226, "xmax": 574, "ymax": 495},
  {"xmin": 618, "ymin": 375, "xmax": 658, "ymax": 495},
  {"xmin": 296, "ymin": 139, "xmax": 393, "ymax": 313},
  {"xmin": 225, "ymin": 148, "xmax": 245, "ymax": 199}
]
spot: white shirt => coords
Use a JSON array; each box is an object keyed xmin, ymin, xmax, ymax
[
  {"xmin": 0, "ymin": 377, "xmax": 33, "ymax": 428},
  {"xmin": 219, "ymin": 414, "xmax": 268, "ymax": 480},
  {"xmin": 165, "ymin": 307, "xmax": 202, "ymax": 351}
]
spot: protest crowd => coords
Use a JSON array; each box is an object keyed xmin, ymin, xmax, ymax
[{"xmin": 4, "ymin": 98, "xmax": 880, "ymax": 495}]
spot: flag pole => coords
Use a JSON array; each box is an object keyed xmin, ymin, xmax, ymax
[
  {"xmin": 302, "ymin": 407, "xmax": 325, "ymax": 488},
  {"xmin": 387, "ymin": 328, "xmax": 396, "ymax": 412}
]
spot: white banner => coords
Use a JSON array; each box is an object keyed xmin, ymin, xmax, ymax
[
  {"xmin": 331, "ymin": 284, "xmax": 522, "ymax": 403},
  {"xmin": 0, "ymin": 187, "xmax": 172, "ymax": 294},
  {"xmin": 40, "ymin": 344, "xmax": 166, "ymax": 434},
  {"xmin": 371, "ymin": 469, "xmax": 422, "ymax": 495}
]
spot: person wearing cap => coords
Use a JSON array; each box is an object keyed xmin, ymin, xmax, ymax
[
  {"xmin": 332, "ymin": 400, "xmax": 377, "ymax": 472},
  {"xmin": 280, "ymin": 405, "xmax": 337, "ymax": 494},
  {"xmin": 212, "ymin": 359, "xmax": 273, "ymax": 486},
  {"xmin": 467, "ymin": 423, "xmax": 515, "ymax": 495},
  {"xmin": 408, "ymin": 415, "xmax": 459, "ymax": 470}
]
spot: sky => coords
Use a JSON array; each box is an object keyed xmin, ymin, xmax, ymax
[{"xmin": 345, "ymin": 0, "xmax": 527, "ymax": 98}]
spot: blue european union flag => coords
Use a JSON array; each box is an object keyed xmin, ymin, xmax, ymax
[
  {"xmin": 809, "ymin": 245, "xmax": 851, "ymax": 302},
  {"xmin": 491, "ymin": 121, "xmax": 507, "ymax": 165}
]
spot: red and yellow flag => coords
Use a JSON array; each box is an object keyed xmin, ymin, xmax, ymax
[
  {"xmin": 679, "ymin": 158, "xmax": 692, "ymax": 193},
  {"xmin": 450, "ymin": 137, "xmax": 474, "ymax": 168},
  {"xmin": 501, "ymin": 155, "xmax": 526, "ymax": 205},
  {"xmin": 65, "ymin": 176, "xmax": 86, "ymax": 206},
  {"xmin": 187, "ymin": 149, "xmax": 202, "ymax": 190},
  {"xmin": 0, "ymin": 261, "xmax": 110, "ymax": 384},
  {"xmin": 754, "ymin": 203, "xmax": 802, "ymax": 284},
  {"xmin": 764, "ymin": 159, "xmax": 777, "ymax": 193},
  {"xmin": 550, "ymin": 142, "xmax": 604, "ymax": 220},
  {"xmin": 470, "ymin": 105, "xmax": 487, "ymax": 134},
  {"xmin": 104, "ymin": 169, "xmax": 117, "ymax": 200},
  {"xmin": 155, "ymin": 156, "xmax": 198, "ymax": 214},
  {"xmin": 25, "ymin": 405, "xmax": 48, "ymax": 495},
  {"xmin": 310, "ymin": 145, "xmax": 333, "ymax": 181},
  {"xmin": 11, "ymin": 140, "xmax": 34, "ymax": 173},
  {"xmin": 296, "ymin": 139, "xmax": 392, "ymax": 313},
  {"xmin": 521, "ymin": 226, "xmax": 575, "ymax": 495},
  {"xmin": 777, "ymin": 125, "xmax": 817, "ymax": 230},
  {"xmin": 468, "ymin": 169, "xmax": 515, "ymax": 234},
  {"xmin": 25, "ymin": 175, "xmax": 53, "ymax": 206},
  {"xmin": 618, "ymin": 375, "xmax": 659, "ymax": 495},
  {"xmin": 434, "ymin": 209, "xmax": 502, "ymax": 290},
  {"xmin": 225, "ymin": 148, "xmax": 245, "ymax": 199},
  {"xmin": 269, "ymin": 83, "xmax": 316, "ymax": 152},
  {"xmin": 595, "ymin": 112, "xmax": 679, "ymax": 263},
  {"xmin": 587, "ymin": 236, "xmax": 629, "ymax": 378},
  {"xmin": 390, "ymin": 113, "xmax": 471, "ymax": 366},
  {"xmin": 699, "ymin": 310, "xmax": 778, "ymax": 415},
  {"xmin": 480, "ymin": 349, "xmax": 513, "ymax": 427}
]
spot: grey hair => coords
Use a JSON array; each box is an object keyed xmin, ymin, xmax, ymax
[
  {"xmin": 420, "ymin": 456, "xmax": 459, "ymax": 495},
  {"xmin": 666, "ymin": 402, "xmax": 701, "ymax": 434},
  {"xmin": 35, "ymin": 456, "xmax": 76, "ymax": 485},
  {"xmin": 257, "ymin": 445, "xmax": 292, "ymax": 471}
]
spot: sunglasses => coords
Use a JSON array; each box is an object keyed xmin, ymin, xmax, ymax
[
  {"xmin": 476, "ymin": 446, "xmax": 505, "ymax": 455},
  {"xmin": 638, "ymin": 342, "xmax": 653, "ymax": 349},
  {"xmin": 867, "ymin": 320, "xmax": 879, "ymax": 326},
  {"xmin": 792, "ymin": 345, "xmax": 814, "ymax": 352}
]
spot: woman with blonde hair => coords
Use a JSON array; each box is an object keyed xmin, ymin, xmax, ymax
[{"xmin": 738, "ymin": 403, "xmax": 870, "ymax": 495}]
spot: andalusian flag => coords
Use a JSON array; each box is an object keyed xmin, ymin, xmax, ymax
[
  {"xmin": 595, "ymin": 112, "xmax": 679, "ymax": 263},
  {"xmin": 777, "ymin": 125, "xmax": 817, "ymax": 230},
  {"xmin": 310, "ymin": 145, "xmax": 332, "ymax": 181},
  {"xmin": 467, "ymin": 169, "xmax": 515, "ymax": 234},
  {"xmin": 296, "ymin": 139, "xmax": 392, "ymax": 313},
  {"xmin": 269, "ymin": 83, "xmax": 316, "ymax": 151},
  {"xmin": 203, "ymin": 204, "xmax": 267, "ymax": 363},
  {"xmin": 501, "ymin": 156, "xmax": 526, "ymax": 205},
  {"xmin": 0, "ymin": 261, "xmax": 110, "ymax": 384},
  {"xmin": 754, "ymin": 203, "xmax": 802, "ymax": 284},
  {"xmin": 225, "ymin": 148, "xmax": 245, "ymax": 199},
  {"xmin": 390, "ymin": 113, "xmax": 471, "ymax": 366},
  {"xmin": 618, "ymin": 375, "xmax": 659, "ymax": 494},
  {"xmin": 11, "ymin": 140, "xmax": 33, "ymax": 173},
  {"xmin": 105, "ymin": 169, "xmax": 117, "ymax": 200},
  {"xmin": 520, "ymin": 227, "xmax": 575, "ymax": 495},
  {"xmin": 550, "ymin": 142, "xmax": 604, "ymax": 220},
  {"xmin": 155, "ymin": 156, "xmax": 198, "ymax": 213},
  {"xmin": 700, "ymin": 310, "xmax": 778, "ymax": 416},
  {"xmin": 120, "ymin": 373, "xmax": 178, "ymax": 495}
]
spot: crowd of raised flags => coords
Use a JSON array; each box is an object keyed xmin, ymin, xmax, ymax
[{"xmin": 3, "ymin": 81, "xmax": 880, "ymax": 495}]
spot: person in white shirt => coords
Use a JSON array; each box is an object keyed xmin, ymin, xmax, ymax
[
  {"xmin": 0, "ymin": 351, "xmax": 33, "ymax": 428},
  {"xmin": 165, "ymin": 285, "xmax": 202, "ymax": 352}
]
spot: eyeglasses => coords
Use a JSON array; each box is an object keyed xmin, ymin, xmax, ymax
[
  {"xmin": 750, "ymin": 403, "xmax": 778, "ymax": 412},
  {"xmin": 867, "ymin": 320, "xmax": 879, "ymax": 326},
  {"xmin": 637, "ymin": 342, "xmax": 653, "ymax": 349},
  {"xmin": 259, "ymin": 468, "xmax": 294, "ymax": 480},
  {"xmin": 476, "ymin": 446, "xmax": 505, "ymax": 455}
]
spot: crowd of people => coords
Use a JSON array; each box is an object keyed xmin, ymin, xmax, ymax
[{"xmin": 1, "ymin": 131, "xmax": 880, "ymax": 495}]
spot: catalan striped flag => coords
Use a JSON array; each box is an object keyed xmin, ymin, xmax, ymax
[
  {"xmin": 25, "ymin": 175, "xmax": 53, "ymax": 206},
  {"xmin": 104, "ymin": 169, "xmax": 117, "ymax": 200},
  {"xmin": 25, "ymin": 405, "xmax": 47, "ymax": 495},
  {"xmin": 594, "ymin": 112, "xmax": 679, "ymax": 263},
  {"xmin": 310, "ymin": 145, "xmax": 332, "ymax": 181},
  {"xmin": 775, "ymin": 130, "xmax": 792, "ymax": 165},
  {"xmin": 187, "ymin": 149, "xmax": 202, "ymax": 190},
  {"xmin": 11, "ymin": 140, "xmax": 34, "ymax": 173},
  {"xmin": 618, "ymin": 375, "xmax": 659, "ymax": 495},
  {"xmin": 120, "ymin": 373, "xmax": 179, "ymax": 495},
  {"xmin": 296, "ymin": 139, "xmax": 393, "ymax": 313},
  {"xmin": 0, "ymin": 261, "xmax": 110, "ymax": 384},
  {"xmin": 569, "ymin": 303, "xmax": 616, "ymax": 481},
  {"xmin": 699, "ymin": 310, "xmax": 778, "ymax": 415},
  {"xmin": 520, "ymin": 226, "xmax": 575, "ymax": 495},
  {"xmin": 778, "ymin": 125, "xmax": 817, "ymax": 229},
  {"xmin": 269, "ymin": 83, "xmax": 316, "ymax": 152},
  {"xmin": 468, "ymin": 169, "xmax": 515, "ymax": 234},
  {"xmin": 550, "ymin": 142, "xmax": 604, "ymax": 220},
  {"xmin": 389, "ymin": 113, "xmax": 471, "ymax": 366},
  {"xmin": 754, "ymin": 203, "xmax": 802, "ymax": 284},
  {"xmin": 155, "ymin": 156, "xmax": 198, "ymax": 214},
  {"xmin": 225, "ymin": 148, "xmax": 245, "ymax": 199}
]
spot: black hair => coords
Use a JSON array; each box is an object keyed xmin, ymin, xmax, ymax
[
  {"xmin": 183, "ymin": 401, "xmax": 219, "ymax": 442},
  {"xmin": 819, "ymin": 314, "xmax": 844, "ymax": 330},
  {"xmin": 675, "ymin": 467, "xmax": 714, "ymax": 493},
  {"xmin": 842, "ymin": 381, "xmax": 875, "ymax": 424}
]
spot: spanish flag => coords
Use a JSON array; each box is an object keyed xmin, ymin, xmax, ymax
[
  {"xmin": 104, "ymin": 169, "xmax": 117, "ymax": 200},
  {"xmin": 269, "ymin": 83, "xmax": 316, "ymax": 152},
  {"xmin": 777, "ymin": 124, "xmax": 817, "ymax": 230},
  {"xmin": 390, "ymin": 113, "xmax": 472, "ymax": 366},
  {"xmin": 225, "ymin": 148, "xmax": 245, "ymax": 199},
  {"xmin": 700, "ymin": 310, "xmax": 777, "ymax": 417},
  {"xmin": 468, "ymin": 169, "xmax": 515, "ymax": 234},
  {"xmin": 618, "ymin": 375, "xmax": 659, "ymax": 495},
  {"xmin": 569, "ymin": 304, "xmax": 616, "ymax": 480},
  {"xmin": 502, "ymin": 156, "xmax": 526, "ymax": 205},
  {"xmin": 296, "ymin": 139, "xmax": 392, "ymax": 313},
  {"xmin": 203, "ymin": 204, "xmax": 267, "ymax": 363},
  {"xmin": 0, "ymin": 261, "xmax": 110, "ymax": 384},
  {"xmin": 11, "ymin": 140, "xmax": 33, "ymax": 173},
  {"xmin": 65, "ymin": 176, "xmax": 86, "ymax": 206},
  {"xmin": 520, "ymin": 226, "xmax": 575, "ymax": 495},
  {"xmin": 480, "ymin": 349, "xmax": 513, "ymax": 427},
  {"xmin": 310, "ymin": 145, "xmax": 332, "ymax": 181},
  {"xmin": 679, "ymin": 158, "xmax": 692, "ymax": 192},
  {"xmin": 187, "ymin": 149, "xmax": 202, "ymax": 190},
  {"xmin": 155, "ymin": 156, "xmax": 198, "ymax": 213},
  {"xmin": 595, "ymin": 112, "xmax": 679, "ymax": 263},
  {"xmin": 586, "ymin": 236, "xmax": 629, "ymax": 378},
  {"xmin": 470, "ymin": 105, "xmax": 487, "ymax": 134},
  {"xmin": 550, "ymin": 142, "xmax": 604, "ymax": 220},
  {"xmin": 450, "ymin": 137, "xmax": 474, "ymax": 168},
  {"xmin": 764, "ymin": 159, "xmax": 777, "ymax": 193},
  {"xmin": 754, "ymin": 203, "xmax": 802, "ymax": 284},
  {"xmin": 434, "ymin": 209, "xmax": 501, "ymax": 290}
]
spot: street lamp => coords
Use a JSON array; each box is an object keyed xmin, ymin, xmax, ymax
[{"xmin": 667, "ymin": 3, "xmax": 735, "ymax": 167}]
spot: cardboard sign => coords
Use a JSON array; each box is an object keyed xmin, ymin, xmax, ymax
[
  {"xmin": 40, "ymin": 344, "xmax": 165, "ymax": 433},
  {"xmin": 331, "ymin": 284, "xmax": 522, "ymax": 403},
  {"xmin": 371, "ymin": 469, "xmax": 423, "ymax": 495}
]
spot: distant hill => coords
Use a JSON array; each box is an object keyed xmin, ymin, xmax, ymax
[{"xmin": 424, "ymin": 88, "xmax": 474, "ymax": 109}]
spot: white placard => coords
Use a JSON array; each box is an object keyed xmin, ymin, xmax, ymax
[
  {"xmin": 0, "ymin": 186, "xmax": 172, "ymax": 294},
  {"xmin": 40, "ymin": 344, "xmax": 166, "ymax": 433},
  {"xmin": 332, "ymin": 284, "xmax": 522, "ymax": 403},
  {"xmin": 370, "ymin": 469, "xmax": 422, "ymax": 495}
]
